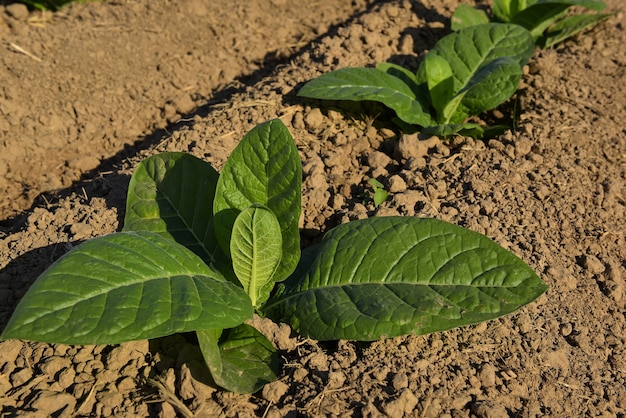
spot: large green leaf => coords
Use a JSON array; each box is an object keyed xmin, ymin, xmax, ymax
[
  {"xmin": 448, "ymin": 57, "xmax": 523, "ymax": 122},
  {"xmin": 543, "ymin": 12, "xmax": 612, "ymax": 48},
  {"xmin": 298, "ymin": 67, "xmax": 435, "ymax": 127},
  {"xmin": 197, "ymin": 324, "xmax": 279, "ymax": 394},
  {"xmin": 263, "ymin": 217, "xmax": 548, "ymax": 341},
  {"xmin": 417, "ymin": 23, "xmax": 534, "ymax": 92},
  {"xmin": 416, "ymin": 23, "xmax": 533, "ymax": 121},
  {"xmin": 124, "ymin": 152, "xmax": 226, "ymax": 267},
  {"xmin": 514, "ymin": 5, "xmax": 571, "ymax": 38},
  {"xmin": 231, "ymin": 205, "xmax": 283, "ymax": 306},
  {"xmin": 213, "ymin": 119, "xmax": 301, "ymax": 283},
  {"xmin": 1, "ymin": 231, "xmax": 253, "ymax": 345}
]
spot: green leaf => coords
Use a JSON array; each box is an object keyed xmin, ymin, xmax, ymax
[
  {"xmin": 1, "ymin": 231, "xmax": 253, "ymax": 345},
  {"xmin": 451, "ymin": 5, "xmax": 490, "ymax": 31},
  {"xmin": 441, "ymin": 90, "xmax": 469, "ymax": 124},
  {"xmin": 376, "ymin": 62, "xmax": 419, "ymax": 88},
  {"xmin": 197, "ymin": 324, "xmax": 279, "ymax": 394},
  {"xmin": 20, "ymin": 0, "xmax": 85, "ymax": 11},
  {"xmin": 368, "ymin": 178, "xmax": 388, "ymax": 207},
  {"xmin": 263, "ymin": 217, "xmax": 548, "ymax": 341},
  {"xmin": 510, "ymin": 1, "xmax": 605, "ymax": 39},
  {"xmin": 493, "ymin": 0, "xmax": 524, "ymax": 22},
  {"xmin": 298, "ymin": 67, "xmax": 435, "ymax": 127},
  {"xmin": 452, "ymin": 57, "xmax": 524, "ymax": 121},
  {"xmin": 417, "ymin": 23, "xmax": 534, "ymax": 90},
  {"xmin": 543, "ymin": 12, "xmax": 612, "ymax": 48},
  {"xmin": 213, "ymin": 119, "xmax": 301, "ymax": 283},
  {"xmin": 513, "ymin": 4, "xmax": 570, "ymax": 38},
  {"xmin": 124, "ymin": 152, "xmax": 226, "ymax": 267},
  {"xmin": 416, "ymin": 24, "xmax": 533, "ymax": 122},
  {"xmin": 231, "ymin": 205, "xmax": 283, "ymax": 306},
  {"xmin": 421, "ymin": 121, "xmax": 484, "ymax": 138},
  {"xmin": 494, "ymin": 0, "xmax": 540, "ymax": 22},
  {"xmin": 423, "ymin": 53, "xmax": 454, "ymax": 122}
]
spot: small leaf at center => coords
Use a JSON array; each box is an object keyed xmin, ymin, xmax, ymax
[{"xmin": 231, "ymin": 205, "xmax": 283, "ymax": 306}]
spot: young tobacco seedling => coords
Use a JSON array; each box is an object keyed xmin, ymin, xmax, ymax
[
  {"xmin": 368, "ymin": 178, "xmax": 389, "ymax": 207},
  {"xmin": 1, "ymin": 119, "xmax": 548, "ymax": 393},
  {"xmin": 452, "ymin": 0, "xmax": 612, "ymax": 48},
  {"xmin": 298, "ymin": 23, "xmax": 534, "ymax": 138}
]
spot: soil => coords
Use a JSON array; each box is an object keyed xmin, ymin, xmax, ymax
[{"xmin": 0, "ymin": 0, "xmax": 624, "ymax": 417}]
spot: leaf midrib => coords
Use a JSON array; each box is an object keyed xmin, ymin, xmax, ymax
[
  {"xmin": 262, "ymin": 261, "xmax": 530, "ymax": 312},
  {"xmin": 18, "ymin": 236, "xmax": 214, "ymax": 325}
]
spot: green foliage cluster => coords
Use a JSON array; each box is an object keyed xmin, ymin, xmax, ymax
[
  {"xmin": 19, "ymin": 0, "xmax": 87, "ymax": 11},
  {"xmin": 453, "ymin": 0, "xmax": 612, "ymax": 48},
  {"xmin": 298, "ymin": 0, "xmax": 610, "ymax": 137},
  {"xmin": 1, "ymin": 120, "xmax": 548, "ymax": 393},
  {"xmin": 300, "ymin": 23, "xmax": 534, "ymax": 138}
]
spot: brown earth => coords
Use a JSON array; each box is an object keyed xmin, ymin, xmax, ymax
[{"xmin": 1, "ymin": 0, "xmax": 625, "ymax": 417}]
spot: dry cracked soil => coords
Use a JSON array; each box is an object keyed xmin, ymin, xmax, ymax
[{"xmin": 0, "ymin": 0, "xmax": 625, "ymax": 417}]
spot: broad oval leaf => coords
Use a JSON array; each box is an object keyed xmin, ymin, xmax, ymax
[
  {"xmin": 416, "ymin": 23, "xmax": 534, "ymax": 95},
  {"xmin": 1, "ymin": 231, "xmax": 253, "ymax": 345},
  {"xmin": 298, "ymin": 67, "xmax": 435, "ymax": 127},
  {"xmin": 124, "ymin": 152, "xmax": 226, "ymax": 267},
  {"xmin": 231, "ymin": 205, "xmax": 283, "ymax": 306},
  {"xmin": 448, "ymin": 57, "xmax": 523, "ymax": 123},
  {"xmin": 213, "ymin": 119, "xmax": 301, "ymax": 283},
  {"xmin": 263, "ymin": 217, "xmax": 548, "ymax": 341},
  {"xmin": 197, "ymin": 324, "xmax": 279, "ymax": 394}
]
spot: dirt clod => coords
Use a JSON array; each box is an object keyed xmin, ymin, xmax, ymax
[
  {"xmin": 382, "ymin": 389, "xmax": 418, "ymax": 417},
  {"xmin": 262, "ymin": 380, "xmax": 289, "ymax": 403},
  {"xmin": 5, "ymin": 4, "xmax": 29, "ymax": 20}
]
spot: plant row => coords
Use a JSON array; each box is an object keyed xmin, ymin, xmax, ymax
[{"xmin": 298, "ymin": 0, "xmax": 611, "ymax": 138}]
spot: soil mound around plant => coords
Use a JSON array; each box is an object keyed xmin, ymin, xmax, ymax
[{"xmin": 1, "ymin": 0, "xmax": 625, "ymax": 417}]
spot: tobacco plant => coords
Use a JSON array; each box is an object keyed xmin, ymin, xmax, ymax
[
  {"xmin": 19, "ymin": 0, "xmax": 87, "ymax": 11},
  {"xmin": 452, "ymin": 0, "xmax": 611, "ymax": 48},
  {"xmin": 1, "ymin": 120, "xmax": 547, "ymax": 393},
  {"xmin": 298, "ymin": 23, "xmax": 534, "ymax": 138}
]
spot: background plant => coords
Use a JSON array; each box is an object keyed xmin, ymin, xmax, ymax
[
  {"xmin": 452, "ymin": 0, "xmax": 611, "ymax": 48},
  {"xmin": 298, "ymin": 23, "xmax": 534, "ymax": 138},
  {"xmin": 1, "ymin": 119, "xmax": 547, "ymax": 393},
  {"xmin": 18, "ymin": 0, "xmax": 89, "ymax": 11}
]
